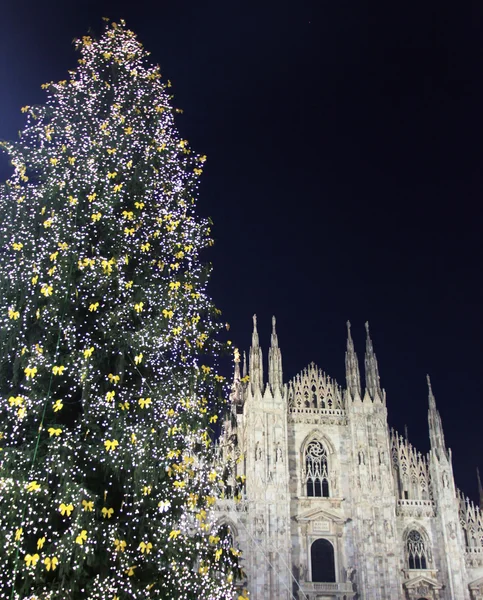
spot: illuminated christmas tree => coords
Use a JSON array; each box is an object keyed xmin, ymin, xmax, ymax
[{"xmin": 0, "ymin": 20, "xmax": 240, "ymax": 599}]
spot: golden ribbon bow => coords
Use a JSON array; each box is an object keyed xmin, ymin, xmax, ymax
[
  {"xmin": 24, "ymin": 553, "xmax": 40, "ymax": 567},
  {"xmin": 26, "ymin": 481, "xmax": 41, "ymax": 492},
  {"xmin": 8, "ymin": 308, "xmax": 20, "ymax": 320},
  {"xmin": 59, "ymin": 503, "xmax": 74, "ymax": 516},
  {"xmin": 48, "ymin": 428, "xmax": 62, "ymax": 437},
  {"xmin": 169, "ymin": 530, "xmax": 181, "ymax": 540},
  {"xmin": 102, "ymin": 506, "xmax": 114, "ymax": 519},
  {"xmin": 52, "ymin": 365, "xmax": 65, "ymax": 375},
  {"xmin": 8, "ymin": 395, "xmax": 23, "ymax": 406},
  {"xmin": 24, "ymin": 366, "xmax": 38, "ymax": 379},
  {"xmin": 44, "ymin": 556, "xmax": 58, "ymax": 571},
  {"xmin": 114, "ymin": 539, "xmax": 126, "ymax": 552},
  {"xmin": 82, "ymin": 499, "xmax": 94, "ymax": 511},
  {"xmin": 75, "ymin": 530, "xmax": 88, "ymax": 545},
  {"xmin": 139, "ymin": 541, "xmax": 153, "ymax": 554},
  {"xmin": 104, "ymin": 439, "xmax": 119, "ymax": 452},
  {"xmin": 138, "ymin": 397, "xmax": 152, "ymax": 409}
]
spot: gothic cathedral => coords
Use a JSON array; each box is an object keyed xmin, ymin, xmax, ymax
[{"xmin": 217, "ymin": 316, "xmax": 483, "ymax": 600}]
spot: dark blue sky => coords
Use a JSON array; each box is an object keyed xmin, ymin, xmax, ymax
[{"xmin": 1, "ymin": 0, "xmax": 482, "ymax": 502}]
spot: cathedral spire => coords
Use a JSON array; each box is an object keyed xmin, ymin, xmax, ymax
[
  {"xmin": 477, "ymin": 467, "xmax": 483, "ymax": 511},
  {"xmin": 249, "ymin": 314, "xmax": 263, "ymax": 394},
  {"xmin": 268, "ymin": 316, "xmax": 283, "ymax": 393},
  {"xmin": 345, "ymin": 321, "xmax": 361, "ymax": 399},
  {"xmin": 364, "ymin": 321, "xmax": 382, "ymax": 400},
  {"xmin": 427, "ymin": 375, "xmax": 448, "ymax": 461}
]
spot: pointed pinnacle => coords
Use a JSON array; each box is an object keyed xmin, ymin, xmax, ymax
[{"xmin": 427, "ymin": 374, "xmax": 436, "ymax": 409}]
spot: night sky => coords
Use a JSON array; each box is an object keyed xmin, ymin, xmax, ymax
[{"xmin": 1, "ymin": 0, "xmax": 482, "ymax": 503}]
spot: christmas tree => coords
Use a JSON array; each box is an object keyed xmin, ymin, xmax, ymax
[{"xmin": 0, "ymin": 20, "xmax": 240, "ymax": 599}]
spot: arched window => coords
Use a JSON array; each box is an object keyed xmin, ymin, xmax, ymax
[
  {"xmin": 407, "ymin": 530, "xmax": 428, "ymax": 569},
  {"xmin": 305, "ymin": 440, "xmax": 329, "ymax": 497},
  {"xmin": 311, "ymin": 539, "xmax": 335, "ymax": 582}
]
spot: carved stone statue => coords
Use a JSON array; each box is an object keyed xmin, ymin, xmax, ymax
[{"xmin": 276, "ymin": 443, "xmax": 283, "ymax": 463}]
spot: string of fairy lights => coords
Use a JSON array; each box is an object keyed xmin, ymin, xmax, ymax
[{"xmin": 0, "ymin": 19, "xmax": 242, "ymax": 599}]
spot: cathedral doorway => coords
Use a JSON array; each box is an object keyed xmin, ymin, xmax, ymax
[{"xmin": 311, "ymin": 538, "xmax": 335, "ymax": 582}]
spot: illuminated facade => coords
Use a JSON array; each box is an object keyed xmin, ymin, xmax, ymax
[{"xmin": 217, "ymin": 317, "xmax": 483, "ymax": 600}]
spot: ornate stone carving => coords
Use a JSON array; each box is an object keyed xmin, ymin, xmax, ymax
[
  {"xmin": 396, "ymin": 499, "xmax": 436, "ymax": 518},
  {"xmin": 288, "ymin": 362, "xmax": 344, "ymax": 412},
  {"xmin": 384, "ymin": 519, "xmax": 393, "ymax": 538}
]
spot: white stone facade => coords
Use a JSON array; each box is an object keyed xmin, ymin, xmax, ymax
[{"xmin": 217, "ymin": 317, "xmax": 483, "ymax": 600}]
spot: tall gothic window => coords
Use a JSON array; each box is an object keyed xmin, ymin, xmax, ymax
[
  {"xmin": 311, "ymin": 539, "xmax": 335, "ymax": 582},
  {"xmin": 407, "ymin": 530, "xmax": 428, "ymax": 569},
  {"xmin": 305, "ymin": 440, "xmax": 329, "ymax": 497}
]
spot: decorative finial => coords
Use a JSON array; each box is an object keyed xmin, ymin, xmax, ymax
[
  {"xmin": 242, "ymin": 351, "xmax": 247, "ymax": 378},
  {"xmin": 272, "ymin": 315, "xmax": 276, "ymax": 334},
  {"xmin": 253, "ymin": 314, "xmax": 257, "ymax": 332},
  {"xmin": 234, "ymin": 347, "xmax": 241, "ymax": 363},
  {"xmin": 365, "ymin": 321, "xmax": 370, "ymax": 334},
  {"xmin": 426, "ymin": 374, "xmax": 432, "ymax": 392}
]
